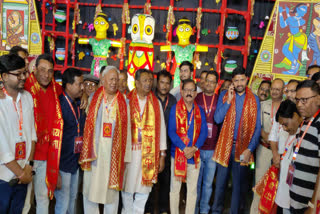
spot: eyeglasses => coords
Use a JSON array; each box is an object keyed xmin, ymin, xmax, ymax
[
  {"xmin": 8, "ymin": 71, "xmax": 28, "ymax": 79},
  {"xmin": 183, "ymin": 89, "xmax": 196, "ymax": 93},
  {"xmin": 295, "ymin": 95, "xmax": 317, "ymax": 104},
  {"xmin": 84, "ymin": 82, "xmax": 97, "ymax": 87}
]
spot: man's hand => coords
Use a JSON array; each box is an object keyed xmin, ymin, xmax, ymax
[
  {"xmin": 159, "ymin": 156, "xmax": 165, "ymax": 173},
  {"xmin": 184, "ymin": 146, "xmax": 197, "ymax": 159},
  {"xmin": 227, "ymin": 84, "xmax": 234, "ymax": 104},
  {"xmin": 272, "ymin": 153, "xmax": 281, "ymax": 168},
  {"xmin": 304, "ymin": 207, "xmax": 314, "ymax": 214},
  {"xmin": 19, "ymin": 168, "xmax": 33, "ymax": 184},
  {"xmin": 240, "ymin": 149, "xmax": 252, "ymax": 165},
  {"xmin": 56, "ymin": 173, "xmax": 62, "ymax": 190},
  {"xmin": 80, "ymin": 93, "xmax": 88, "ymax": 110}
]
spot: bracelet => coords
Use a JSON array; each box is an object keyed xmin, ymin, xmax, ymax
[
  {"xmin": 308, "ymin": 201, "xmax": 314, "ymax": 209},
  {"xmin": 193, "ymin": 146, "xmax": 198, "ymax": 151},
  {"xmin": 160, "ymin": 152, "xmax": 166, "ymax": 157}
]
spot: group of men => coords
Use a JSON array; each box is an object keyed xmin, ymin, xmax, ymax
[{"xmin": 0, "ymin": 46, "xmax": 319, "ymax": 214}]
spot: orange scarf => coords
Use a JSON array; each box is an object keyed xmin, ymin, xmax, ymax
[
  {"xmin": 174, "ymin": 99, "xmax": 202, "ymax": 182},
  {"xmin": 79, "ymin": 87, "xmax": 128, "ymax": 190},
  {"xmin": 24, "ymin": 73, "xmax": 63, "ymax": 199},
  {"xmin": 253, "ymin": 165, "xmax": 279, "ymax": 214},
  {"xmin": 127, "ymin": 89, "xmax": 161, "ymax": 186},
  {"xmin": 213, "ymin": 87, "xmax": 257, "ymax": 167}
]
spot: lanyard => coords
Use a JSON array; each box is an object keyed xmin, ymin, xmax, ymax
[
  {"xmin": 163, "ymin": 95, "xmax": 169, "ymax": 112},
  {"xmin": 63, "ymin": 92, "xmax": 80, "ymax": 136},
  {"xmin": 103, "ymin": 88, "xmax": 118, "ymax": 116},
  {"xmin": 187, "ymin": 109, "xmax": 194, "ymax": 131},
  {"xmin": 3, "ymin": 88, "xmax": 23, "ymax": 137},
  {"xmin": 203, "ymin": 93, "xmax": 215, "ymax": 117},
  {"xmin": 293, "ymin": 109, "xmax": 320, "ymax": 161},
  {"xmin": 281, "ymin": 136, "xmax": 296, "ymax": 160}
]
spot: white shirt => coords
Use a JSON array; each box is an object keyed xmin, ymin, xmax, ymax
[
  {"xmin": 123, "ymin": 97, "xmax": 167, "ymax": 194},
  {"xmin": 0, "ymin": 90, "xmax": 37, "ymax": 182}
]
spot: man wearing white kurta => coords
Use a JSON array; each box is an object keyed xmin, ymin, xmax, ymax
[
  {"xmin": 79, "ymin": 66, "xmax": 131, "ymax": 214},
  {"xmin": 122, "ymin": 69, "xmax": 167, "ymax": 214}
]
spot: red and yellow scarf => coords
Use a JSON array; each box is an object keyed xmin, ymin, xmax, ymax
[
  {"xmin": 79, "ymin": 87, "xmax": 128, "ymax": 190},
  {"xmin": 127, "ymin": 89, "xmax": 161, "ymax": 186},
  {"xmin": 24, "ymin": 73, "xmax": 63, "ymax": 199},
  {"xmin": 213, "ymin": 87, "xmax": 257, "ymax": 167},
  {"xmin": 174, "ymin": 99, "xmax": 202, "ymax": 181}
]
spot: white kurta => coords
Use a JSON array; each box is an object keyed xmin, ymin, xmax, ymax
[
  {"xmin": 123, "ymin": 96, "xmax": 167, "ymax": 194},
  {"xmin": 275, "ymin": 134, "xmax": 296, "ymax": 209},
  {"xmin": 83, "ymin": 98, "xmax": 131, "ymax": 204}
]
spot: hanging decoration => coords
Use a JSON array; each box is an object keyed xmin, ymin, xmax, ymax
[
  {"xmin": 54, "ymin": 9, "xmax": 66, "ymax": 23},
  {"xmin": 144, "ymin": 2, "xmax": 152, "ymax": 15},
  {"xmin": 225, "ymin": 26, "xmax": 239, "ymax": 40},
  {"xmin": 113, "ymin": 23, "xmax": 119, "ymax": 36},
  {"xmin": 224, "ymin": 60, "xmax": 238, "ymax": 73},
  {"xmin": 56, "ymin": 48, "xmax": 66, "ymax": 60},
  {"xmin": 122, "ymin": 3, "xmax": 130, "ymax": 24}
]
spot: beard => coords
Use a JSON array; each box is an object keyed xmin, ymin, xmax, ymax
[{"xmin": 235, "ymin": 85, "xmax": 245, "ymax": 93}]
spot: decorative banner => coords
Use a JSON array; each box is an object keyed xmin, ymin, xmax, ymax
[
  {"xmin": 0, "ymin": 0, "xmax": 42, "ymax": 55},
  {"xmin": 249, "ymin": 0, "xmax": 320, "ymax": 86}
]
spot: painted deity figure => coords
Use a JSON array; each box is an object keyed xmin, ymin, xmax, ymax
[
  {"xmin": 127, "ymin": 14, "xmax": 155, "ymax": 90},
  {"xmin": 78, "ymin": 13, "xmax": 121, "ymax": 78},
  {"xmin": 275, "ymin": 4, "xmax": 309, "ymax": 75},
  {"xmin": 308, "ymin": 3, "xmax": 320, "ymax": 66},
  {"xmin": 161, "ymin": 18, "xmax": 208, "ymax": 87}
]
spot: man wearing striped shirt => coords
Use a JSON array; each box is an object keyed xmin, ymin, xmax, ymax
[{"xmin": 290, "ymin": 80, "xmax": 320, "ymax": 213}]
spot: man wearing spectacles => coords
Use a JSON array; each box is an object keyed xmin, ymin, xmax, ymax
[
  {"xmin": 289, "ymin": 80, "xmax": 320, "ymax": 213},
  {"xmin": 0, "ymin": 54, "xmax": 36, "ymax": 214},
  {"xmin": 168, "ymin": 79, "xmax": 208, "ymax": 214},
  {"xmin": 83, "ymin": 74, "xmax": 99, "ymax": 97},
  {"xmin": 251, "ymin": 78, "xmax": 284, "ymax": 213},
  {"xmin": 194, "ymin": 71, "xmax": 219, "ymax": 214}
]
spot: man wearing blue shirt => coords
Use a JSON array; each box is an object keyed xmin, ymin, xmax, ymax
[
  {"xmin": 55, "ymin": 68, "xmax": 86, "ymax": 214},
  {"xmin": 168, "ymin": 79, "xmax": 208, "ymax": 214},
  {"xmin": 211, "ymin": 67, "xmax": 261, "ymax": 214}
]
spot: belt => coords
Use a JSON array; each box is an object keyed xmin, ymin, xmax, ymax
[{"xmin": 260, "ymin": 141, "xmax": 271, "ymax": 149}]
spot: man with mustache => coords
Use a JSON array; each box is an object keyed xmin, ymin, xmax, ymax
[
  {"xmin": 145, "ymin": 70, "xmax": 176, "ymax": 214},
  {"xmin": 122, "ymin": 69, "xmax": 167, "ymax": 214},
  {"xmin": 212, "ymin": 67, "xmax": 261, "ymax": 214},
  {"xmin": 250, "ymin": 78, "xmax": 284, "ymax": 213},
  {"xmin": 170, "ymin": 61, "xmax": 201, "ymax": 101},
  {"xmin": 290, "ymin": 80, "xmax": 320, "ymax": 213},
  {"xmin": 0, "ymin": 54, "xmax": 36, "ymax": 213},
  {"xmin": 54, "ymin": 68, "xmax": 86, "ymax": 214},
  {"xmin": 168, "ymin": 79, "xmax": 208, "ymax": 214},
  {"xmin": 257, "ymin": 80, "xmax": 271, "ymax": 101}
]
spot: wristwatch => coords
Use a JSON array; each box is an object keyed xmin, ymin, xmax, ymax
[
  {"xmin": 194, "ymin": 146, "xmax": 198, "ymax": 151},
  {"xmin": 26, "ymin": 160, "xmax": 34, "ymax": 167},
  {"xmin": 160, "ymin": 152, "xmax": 166, "ymax": 157}
]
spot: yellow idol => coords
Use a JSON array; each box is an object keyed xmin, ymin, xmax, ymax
[
  {"xmin": 176, "ymin": 23, "xmax": 193, "ymax": 46},
  {"xmin": 94, "ymin": 14, "xmax": 109, "ymax": 39}
]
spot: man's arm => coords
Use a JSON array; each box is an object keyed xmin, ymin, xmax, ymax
[
  {"xmin": 168, "ymin": 105, "xmax": 187, "ymax": 151},
  {"xmin": 304, "ymin": 160, "xmax": 320, "ymax": 214},
  {"xmin": 214, "ymin": 90, "xmax": 231, "ymax": 124},
  {"xmin": 248, "ymin": 97, "xmax": 262, "ymax": 152},
  {"xmin": 195, "ymin": 107, "xmax": 208, "ymax": 149}
]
